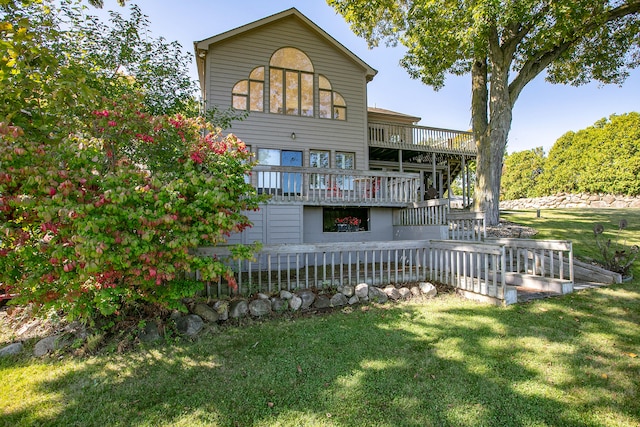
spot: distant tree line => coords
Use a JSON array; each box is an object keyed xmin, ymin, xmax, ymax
[{"xmin": 501, "ymin": 112, "xmax": 640, "ymax": 200}]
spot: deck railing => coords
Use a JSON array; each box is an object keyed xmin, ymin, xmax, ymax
[
  {"xmin": 251, "ymin": 166, "xmax": 421, "ymax": 205},
  {"xmin": 487, "ymin": 238, "xmax": 574, "ymax": 283},
  {"xmin": 448, "ymin": 211, "xmax": 486, "ymax": 241},
  {"xmin": 368, "ymin": 121, "xmax": 475, "ymax": 155},
  {"xmin": 394, "ymin": 199, "xmax": 449, "ymax": 226},
  {"xmin": 196, "ymin": 239, "xmax": 511, "ymax": 303}
]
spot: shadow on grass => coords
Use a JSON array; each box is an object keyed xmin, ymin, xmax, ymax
[{"xmin": 1, "ymin": 283, "xmax": 639, "ymax": 426}]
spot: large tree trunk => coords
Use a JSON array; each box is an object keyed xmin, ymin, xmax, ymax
[
  {"xmin": 473, "ymin": 47, "xmax": 513, "ymax": 226},
  {"xmin": 471, "ymin": 57, "xmax": 491, "ymax": 217}
]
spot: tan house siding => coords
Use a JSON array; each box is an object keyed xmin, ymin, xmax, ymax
[{"xmin": 204, "ymin": 15, "xmax": 369, "ymax": 169}]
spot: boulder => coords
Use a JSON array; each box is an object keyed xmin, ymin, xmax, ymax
[
  {"xmin": 0, "ymin": 342, "xmax": 23, "ymax": 357},
  {"xmin": 138, "ymin": 322, "xmax": 162, "ymax": 343},
  {"xmin": 313, "ymin": 295, "xmax": 331, "ymax": 309},
  {"xmin": 213, "ymin": 301, "xmax": 229, "ymax": 321},
  {"xmin": 271, "ymin": 297, "xmax": 289, "ymax": 313},
  {"xmin": 383, "ymin": 285, "xmax": 401, "ymax": 301},
  {"xmin": 298, "ymin": 290, "xmax": 316, "ymax": 309},
  {"xmin": 348, "ymin": 295, "xmax": 359, "ymax": 305},
  {"xmin": 192, "ymin": 302, "xmax": 219, "ymax": 323},
  {"xmin": 410, "ymin": 286, "xmax": 421, "ymax": 297},
  {"xmin": 289, "ymin": 295, "xmax": 303, "ymax": 311},
  {"xmin": 419, "ymin": 282, "xmax": 438, "ymax": 297},
  {"xmin": 176, "ymin": 315, "xmax": 204, "ymax": 337},
  {"xmin": 330, "ymin": 293, "xmax": 348, "ymax": 307},
  {"xmin": 337, "ymin": 285, "xmax": 354, "ymax": 297},
  {"xmin": 34, "ymin": 335, "xmax": 66, "ymax": 357},
  {"xmin": 398, "ymin": 287, "xmax": 412, "ymax": 300},
  {"xmin": 256, "ymin": 292, "xmax": 270, "ymax": 300},
  {"xmin": 368, "ymin": 287, "xmax": 388, "ymax": 304},
  {"xmin": 229, "ymin": 300, "xmax": 249, "ymax": 318},
  {"xmin": 279, "ymin": 290, "xmax": 293, "ymax": 300},
  {"xmin": 249, "ymin": 299, "xmax": 271, "ymax": 317},
  {"xmin": 355, "ymin": 283, "xmax": 369, "ymax": 299}
]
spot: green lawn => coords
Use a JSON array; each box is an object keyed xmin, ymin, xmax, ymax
[
  {"xmin": 1, "ymin": 209, "xmax": 639, "ymax": 427},
  {"xmin": 501, "ymin": 208, "xmax": 640, "ymax": 278}
]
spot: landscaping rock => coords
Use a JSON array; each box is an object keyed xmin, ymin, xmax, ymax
[
  {"xmin": 214, "ymin": 301, "xmax": 229, "ymax": 321},
  {"xmin": 338, "ymin": 285, "xmax": 354, "ymax": 297},
  {"xmin": 256, "ymin": 292, "xmax": 270, "ymax": 300},
  {"xmin": 138, "ymin": 322, "xmax": 162, "ymax": 343},
  {"xmin": 192, "ymin": 303, "xmax": 219, "ymax": 323},
  {"xmin": 410, "ymin": 286, "xmax": 421, "ymax": 297},
  {"xmin": 279, "ymin": 290, "xmax": 293, "ymax": 300},
  {"xmin": 34, "ymin": 335, "xmax": 66, "ymax": 357},
  {"xmin": 298, "ymin": 290, "xmax": 316, "ymax": 309},
  {"xmin": 355, "ymin": 283, "xmax": 369, "ymax": 299},
  {"xmin": 176, "ymin": 314, "xmax": 204, "ymax": 337},
  {"xmin": 419, "ymin": 282, "xmax": 438, "ymax": 297},
  {"xmin": 348, "ymin": 295, "xmax": 359, "ymax": 305},
  {"xmin": 368, "ymin": 286, "xmax": 388, "ymax": 304},
  {"xmin": 229, "ymin": 300, "xmax": 249, "ymax": 318},
  {"xmin": 399, "ymin": 287, "xmax": 412, "ymax": 299},
  {"xmin": 249, "ymin": 299, "xmax": 271, "ymax": 317},
  {"xmin": 64, "ymin": 321, "xmax": 88, "ymax": 340},
  {"xmin": 330, "ymin": 293, "xmax": 348, "ymax": 307},
  {"xmin": 289, "ymin": 295, "xmax": 303, "ymax": 311},
  {"xmin": 313, "ymin": 295, "xmax": 331, "ymax": 309},
  {"xmin": 0, "ymin": 342, "xmax": 23, "ymax": 357},
  {"xmin": 271, "ymin": 297, "xmax": 289, "ymax": 313},
  {"xmin": 170, "ymin": 310, "xmax": 183, "ymax": 321},
  {"xmin": 383, "ymin": 285, "xmax": 401, "ymax": 301}
]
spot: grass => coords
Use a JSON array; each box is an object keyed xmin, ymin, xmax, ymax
[
  {"xmin": 1, "ymin": 209, "xmax": 639, "ymax": 427},
  {"xmin": 501, "ymin": 208, "xmax": 640, "ymax": 278}
]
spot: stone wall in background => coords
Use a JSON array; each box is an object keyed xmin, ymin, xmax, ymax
[{"xmin": 500, "ymin": 193, "xmax": 640, "ymax": 210}]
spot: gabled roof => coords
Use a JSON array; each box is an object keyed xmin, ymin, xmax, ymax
[
  {"xmin": 194, "ymin": 7, "xmax": 377, "ymax": 93},
  {"xmin": 367, "ymin": 107, "xmax": 421, "ymax": 124}
]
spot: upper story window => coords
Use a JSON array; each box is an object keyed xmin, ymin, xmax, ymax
[
  {"xmin": 232, "ymin": 66, "xmax": 264, "ymax": 112},
  {"xmin": 231, "ymin": 47, "xmax": 346, "ymax": 120},
  {"xmin": 270, "ymin": 48, "xmax": 313, "ymax": 117},
  {"xmin": 319, "ymin": 75, "xmax": 346, "ymax": 120}
]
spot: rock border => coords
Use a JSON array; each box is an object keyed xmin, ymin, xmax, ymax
[{"xmin": 0, "ymin": 282, "xmax": 442, "ymax": 356}]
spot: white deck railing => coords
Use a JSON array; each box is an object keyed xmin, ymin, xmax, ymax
[
  {"xmin": 196, "ymin": 239, "xmax": 510, "ymax": 303},
  {"xmin": 448, "ymin": 211, "xmax": 486, "ymax": 241},
  {"xmin": 394, "ymin": 199, "xmax": 449, "ymax": 226},
  {"xmin": 251, "ymin": 166, "xmax": 421, "ymax": 205},
  {"xmin": 368, "ymin": 121, "xmax": 476, "ymax": 155},
  {"xmin": 487, "ymin": 238, "xmax": 574, "ymax": 283}
]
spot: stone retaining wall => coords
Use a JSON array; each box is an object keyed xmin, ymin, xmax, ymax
[{"xmin": 500, "ymin": 193, "xmax": 640, "ymax": 210}]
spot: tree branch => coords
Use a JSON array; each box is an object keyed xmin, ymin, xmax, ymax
[{"xmin": 509, "ymin": 0, "xmax": 640, "ymax": 107}]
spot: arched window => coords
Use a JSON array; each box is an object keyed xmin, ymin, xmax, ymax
[
  {"xmin": 319, "ymin": 74, "xmax": 346, "ymax": 120},
  {"xmin": 269, "ymin": 48, "xmax": 314, "ymax": 117},
  {"xmin": 232, "ymin": 66, "xmax": 264, "ymax": 112}
]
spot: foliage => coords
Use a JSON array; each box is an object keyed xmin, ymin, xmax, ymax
[
  {"xmin": 539, "ymin": 112, "xmax": 640, "ymax": 196},
  {"xmin": 0, "ymin": 111, "xmax": 264, "ymax": 321},
  {"xmin": 593, "ymin": 220, "xmax": 639, "ymax": 276},
  {"xmin": 0, "ymin": 0, "xmax": 265, "ymax": 322},
  {"xmin": 328, "ymin": 0, "xmax": 640, "ymax": 225},
  {"xmin": 501, "ymin": 147, "xmax": 546, "ymax": 200}
]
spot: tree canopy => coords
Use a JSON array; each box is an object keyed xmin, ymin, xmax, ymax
[
  {"xmin": 328, "ymin": 0, "xmax": 640, "ymax": 224},
  {"xmin": 501, "ymin": 147, "xmax": 545, "ymax": 200}
]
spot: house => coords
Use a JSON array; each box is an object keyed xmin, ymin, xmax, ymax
[{"xmin": 194, "ymin": 8, "xmax": 476, "ymax": 248}]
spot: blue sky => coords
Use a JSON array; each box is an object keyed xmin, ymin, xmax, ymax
[{"xmin": 98, "ymin": 0, "xmax": 639, "ymax": 153}]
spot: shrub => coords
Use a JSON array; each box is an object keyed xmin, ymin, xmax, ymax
[{"xmin": 0, "ymin": 103, "xmax": 265, "ymax": 322}]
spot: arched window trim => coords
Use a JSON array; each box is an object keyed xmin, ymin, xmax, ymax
[
  {"xmin": 319, "ymin": 74, "xmax": 346, "ymax": 121},
  {"xmin": 232, "ymin": 66, "xmax": 264, "ymax": 112}
]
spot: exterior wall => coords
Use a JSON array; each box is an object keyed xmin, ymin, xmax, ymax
[
  {"xmin": 228, "ymin": 204, "xmax": 303, "ymax": 245},
  {"xmin": 205, "ymin": 15, "xmax": 369, "ymax": 169},
  {"xmin": 302, "ymin": 207, "xmax": 394, "ymax": 243}
]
